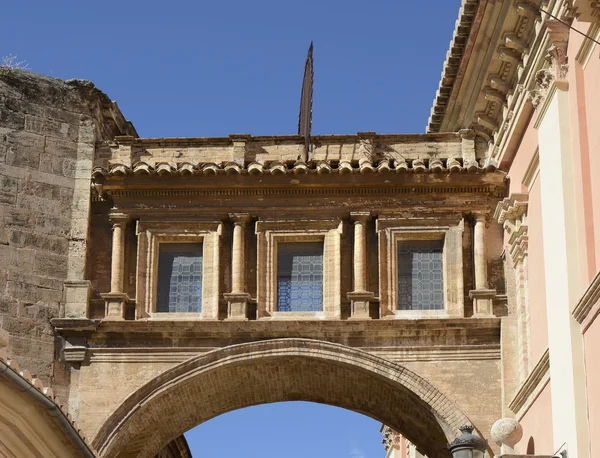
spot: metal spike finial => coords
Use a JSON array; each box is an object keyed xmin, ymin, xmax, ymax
[{"xmin": 298, "ymin": 41, "xmax": 313, "ymax": 162}]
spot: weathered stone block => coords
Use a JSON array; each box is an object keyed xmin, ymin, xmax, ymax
[
  {"xmin": 64, "ymin": 280, "xmax": 91, "ymax": 318},
  {"xmin": 6, "ymin": 279, "xmax": 63, "ymax": 304},
  {"xmin": 0, "ymin": 174, "xmax": 18, "ymax": 204},
  {"xmin": 5, "ymin": 131, "xmax": 45, "ymax": 169},
  {"xmin": 45, "ymin": 137, "xmax": 78, "ymax": 159},
  {"xmin": 34, "ymin": 251, "xmax": 68, "ymax": 279},
  {"xmin": 24, "ymin": 114, "xmax": 79, "ymax": 142},
  {"xmin": 4, "ymin": 207, "xmax": 34, "ymax": 229},
  {"xmin": 9, "ymin": 229, "xmax": 68, "ymax": 255},
  {"xmin": 0, "ymin": 101, "xmax": 25, "ymax": 130},
  {"xmin": 34, "ymin": 214, "xmax": 71, "ymax": 237},
  {"xmin": 17, "ymin": 194, "xmax": 62, "ymax": 215}
]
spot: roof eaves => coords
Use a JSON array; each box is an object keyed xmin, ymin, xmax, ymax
[{"xmin": 426, "ymin": 0, "xmax": 481, "ymax": 133}]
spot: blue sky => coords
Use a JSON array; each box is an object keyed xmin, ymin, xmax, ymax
[{"xmin": 2, "ymin": 1, "xmax": 460, "ymax": 456}]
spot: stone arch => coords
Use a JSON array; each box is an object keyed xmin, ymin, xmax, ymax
[{"xmin": 92, "ymin": 339, "xmax": 474, "ymax": 458}]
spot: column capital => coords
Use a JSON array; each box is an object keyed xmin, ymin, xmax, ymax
[
  {"xmin": 229, "ymin": 213, "xmax": 251, "ymax": 224},
  {"xmin": 473, "ymin": 213, "xmax": 489, "ymax": 224},
  {"xmin": 350, "ymin": 211, "xmax": 372, "ymax": 223},
  {"xmin": 108, "ymin": 212, "xmax": 129, "ymax": 225}
]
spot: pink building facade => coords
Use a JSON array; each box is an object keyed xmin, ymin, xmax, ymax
[{"xmin": 429, "ymin": 1, "xmax": 600, "ymax": 456}]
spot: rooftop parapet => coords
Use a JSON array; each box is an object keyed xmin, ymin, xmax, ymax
[{"xmin": 94, "ymin": 130, "xmax": 498, "ymax": 178}]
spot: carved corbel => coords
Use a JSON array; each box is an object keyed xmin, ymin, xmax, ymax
[
  {"xmin": 494, "ymin": 194, "xmax": 529, "ymax": 267},
  {"xmin": 504, "ymin": 33, "xmax": 529, "ymax": 54},
  {"xmin": 498, "ymin": 46, "xmax": 523, "ymax": 65}
]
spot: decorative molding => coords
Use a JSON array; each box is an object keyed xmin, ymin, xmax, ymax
[
  {"xmin": 573, "ymin": 268, "xmax": 600, "ymax": 332},
  {"xmin": 88, "ymin": 344, "xmax": 500, "ymax": 364},
  {"xmin": 509, "ymin": 349, "xmax": 550, "ymax": 418},
  {"xmin": 575, "ymin": 23, "xmax": 600, "ymax": 68},
  {"xmin": 522, "ymin": 149, "xmax": 540, "ymax": 189},
  {"xmin": 104, "ymin": 185, "xmax": 504, "ymax": 201}
]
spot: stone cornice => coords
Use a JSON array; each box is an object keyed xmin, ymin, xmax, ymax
[
  {"xmin": 91, "ymin": 157, "xmax": 499, "ymax": 180},
  {"xmin": 428, "ymin": 0, "xmax": 543, "ymax": 142},
  {"xmin": 87, "ymin": 344, "xmax": 500, "ymax": 363},
  {"xmin": 113, "ymin": 132, "xmax": 460, "ymax": 147},
  {"xmin": 427, "ymin": 0, "xmax": 480, "ymax": 133},
  {"xmin": 509, "ymin": 349, "xmax": 550, "ymax": 418},
  {"xmin": 490, "ymin": 4, "xmax": 573, "ymax": 167},
  {"xmin": 573, "ymin": 268, "xmax": 600, "ymax": 331},
  {"xmin": 53, "ymin": 317, "xmax": 501, "ymax": 346},
  {"xmin": 428, "ymin": 0, "xmax": 581, "ymax": 169}
]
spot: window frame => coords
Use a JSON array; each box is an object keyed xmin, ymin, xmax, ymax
[
  {"xmin": 156, "ymin": 242, "xmax": 204, "ymax": 314},
  {"xmin": 276, "ymin": 241, "xmax": 325, "ymax": 313},
  {"xmin": 377, "ymin": 217, "xmax": 464, "ymax": 318},
  {"xmin": 136, "ymin": 219, "xmax": 222, "ymax": 320},
  {"xmin": 256, "ymin": 219, "xmax": 342, "ymax": 320}
]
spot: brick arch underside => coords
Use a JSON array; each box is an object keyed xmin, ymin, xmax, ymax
[{"xmin": 93, "ymin": 339, "xmax": 470, "ymax": 458}]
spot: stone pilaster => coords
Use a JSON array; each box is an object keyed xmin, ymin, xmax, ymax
[
  {"xmin": 469, "ymin": 214, "xmax": 496, "ymax": 316},
  {"xmin": 347, "ymin": 212, "xmax": 374, "ymax": 319},
  {"xmin": 224, "ymin": 213, "xmax": 251, "ymax": 320},
  {"xmin": 533, "ymin": 21, "xmax": 591, "ymax": 457},
  {"xmin": 101, "ymin": 212, "xmax": 129, "ymax": 320},
  {"xmin": 495, "ymin": 194, "xmax": 530, "ymax": 380}
]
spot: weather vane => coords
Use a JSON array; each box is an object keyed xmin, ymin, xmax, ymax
[{"xmin": 298, "ymin": 41, "xmax": 313, "ymax": 162}]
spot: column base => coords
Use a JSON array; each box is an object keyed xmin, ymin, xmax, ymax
[
  {"xmin": 64, "ymin": 280, "xmax": 92, "ymax": 318},
  {"xmin": 347, "ymin": 291, "xmax": 374, "ymax": 320},
  {"xmin": 224, "ymin": 292, "xmax": 251, "ymax": 320},
  {"xmin": 101, "ymin": 292, "xmax": 129, "ymax": 321},
  {"xmin": 469, "ymin": 289, "xmax": 497, "ymax": 317}
]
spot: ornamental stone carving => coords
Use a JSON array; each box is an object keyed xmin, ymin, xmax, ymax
[
  {"xmin": 494, "ymin": 194, "xmax": 528, "ymax": 267},
  {"xmin": 528, "ymin": 22, "xmax": 569, "ymax": 109}
]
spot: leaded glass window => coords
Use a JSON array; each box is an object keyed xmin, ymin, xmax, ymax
[
  {"xmin": 157, "ymin": 243, "xmax": 203, "ymax": 313},
  {"xmin": 398, "ymin": 240, "xmax": 444, "ymax": 310},
  {"xmin": 277, "ymin": 242, "xmax": 323, "ymax": 312}
]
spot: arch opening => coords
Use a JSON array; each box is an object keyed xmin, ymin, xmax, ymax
[
  {"xmin": 184, "ymin": 401, "xmax": 385, "ymax": 457},
  {"xmin": 93, "ymin": 339, "xmax": 472, "ymax": 458}
]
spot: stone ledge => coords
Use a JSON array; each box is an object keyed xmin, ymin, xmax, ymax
[{"xmin": 508, "ymin": 349, "xmax": 550, "ymax": 417}]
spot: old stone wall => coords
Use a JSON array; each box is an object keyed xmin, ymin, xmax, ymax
[{"xmin": 0, "ymin": 70, "xmax": 133, "ymax": 398}]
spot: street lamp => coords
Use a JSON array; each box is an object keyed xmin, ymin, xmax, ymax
[{"xmin": 448, "ymin": 425, "xmax": 487, "ymax": 458}]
